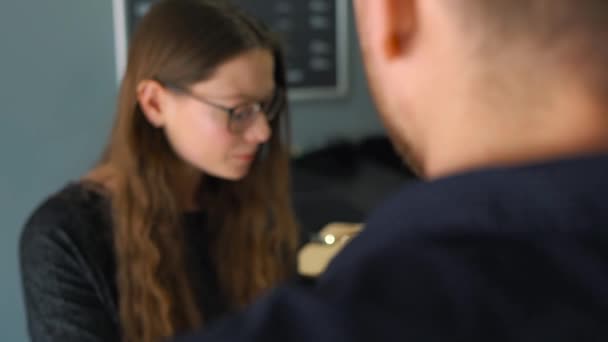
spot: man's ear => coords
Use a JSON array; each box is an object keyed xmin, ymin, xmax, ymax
[
  {"xmin": 383, "ymin": 0, "xmax": 416, "ymax": 59},
  {"xmin": 355, "ymin": 0, "xmax": 416, "ymax": 61},
  {"xmin": 137, "ymin": 79, "xmax": 168, "ymax": 128}
]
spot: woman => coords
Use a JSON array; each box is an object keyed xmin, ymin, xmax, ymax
[{"xmin": 19, "ymin": 1, "xmax": 299, "ymax": 341}]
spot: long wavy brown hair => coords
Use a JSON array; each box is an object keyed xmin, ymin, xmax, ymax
[{"xmin": 95, "ymin": 1, "xmax": 298, "ymax": 341}]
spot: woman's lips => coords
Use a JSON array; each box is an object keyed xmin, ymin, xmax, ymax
[{"xmin": 234, "ymin": 154, "xmax": 255, "ymax": 162}]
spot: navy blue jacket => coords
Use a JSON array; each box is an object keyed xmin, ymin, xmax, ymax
[{"xmin": 175, "ymin": 154, "xmax": 608, "ymax": 341}]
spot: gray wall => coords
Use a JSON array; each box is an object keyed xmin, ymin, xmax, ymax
[{"xmin": 0, "ymin": 1, "xmax": 381, "ymax": 340}]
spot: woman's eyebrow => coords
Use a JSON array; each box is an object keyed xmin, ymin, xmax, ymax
[{"xmin": 215, "ymin": 89, "xmax": 276, "ymax": 104}]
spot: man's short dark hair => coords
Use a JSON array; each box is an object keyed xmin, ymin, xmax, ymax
[
  {"xmin": 454, "ymin": 0, "xmax": 608, "ymax": 44},
  {"xmin": 450, "ymin": 0, "xmax": 608, "ymax": 101}
]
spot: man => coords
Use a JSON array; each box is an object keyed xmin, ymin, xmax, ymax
[{"xmin": 176, "ymin": 0, "xmax": 608, "ymax": 340}]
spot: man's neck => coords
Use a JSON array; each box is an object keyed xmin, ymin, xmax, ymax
[{"xmin": 423, "ymin": 100, "xmax": 608, "ymax": 179}]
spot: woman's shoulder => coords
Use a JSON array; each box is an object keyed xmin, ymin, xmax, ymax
[
  {"xmin": 20, "ymin": 181, "xmax": 114, "ymax": 260},
  {"xmin": 20, "ymin": 182, "xmax": 120, "ymax": 337}
]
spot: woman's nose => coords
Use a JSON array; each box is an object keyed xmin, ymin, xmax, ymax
[{"xmin": 244, "ymin": 111, "xmax": 272, "ymax": 144}]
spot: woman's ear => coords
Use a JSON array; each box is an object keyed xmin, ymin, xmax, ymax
[{"xmin": 137, "ymin": 79, "xmax": 168, "ymax": 128}]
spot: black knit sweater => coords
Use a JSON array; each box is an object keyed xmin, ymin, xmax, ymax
[{"xmin": 20, "ymin": 183, "xmax": 230, "ymax": 341}]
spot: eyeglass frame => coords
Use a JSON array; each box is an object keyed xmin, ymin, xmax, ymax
[{"xmin": 155, "ymin": 79, "xmax": 283, "ymax": 134}]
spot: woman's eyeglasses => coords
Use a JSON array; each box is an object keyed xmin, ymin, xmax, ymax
[{"xmin": 159, "ymin": 81, "xmax": 283, "ymax": 134}]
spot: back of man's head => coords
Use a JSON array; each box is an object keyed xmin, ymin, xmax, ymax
[
  {"xmin": 452, "ymin": 0, "xmax": 608, "ymax": 101},
  {"xmin": 354, "ymin": 0, "xmax": 608, "ymax": 178}
]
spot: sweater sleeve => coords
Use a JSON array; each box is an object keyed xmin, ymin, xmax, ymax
[{"xmin": 20, "ymin": 213, "xmax": 119, "ymax": 342}]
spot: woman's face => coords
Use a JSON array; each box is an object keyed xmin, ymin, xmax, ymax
[{"xmin": 150, "ymin": 48, "xmax": 277, "ymax": 181}]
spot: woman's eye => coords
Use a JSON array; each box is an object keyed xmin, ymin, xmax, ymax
[{"xmin": 232, "ymin": 109, "xmax": 251, "ymax": 121}]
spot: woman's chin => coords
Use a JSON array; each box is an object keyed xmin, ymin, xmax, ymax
[{"xmin": 217, "ymin": 167, "xmax": 250, "ymax": 181}]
